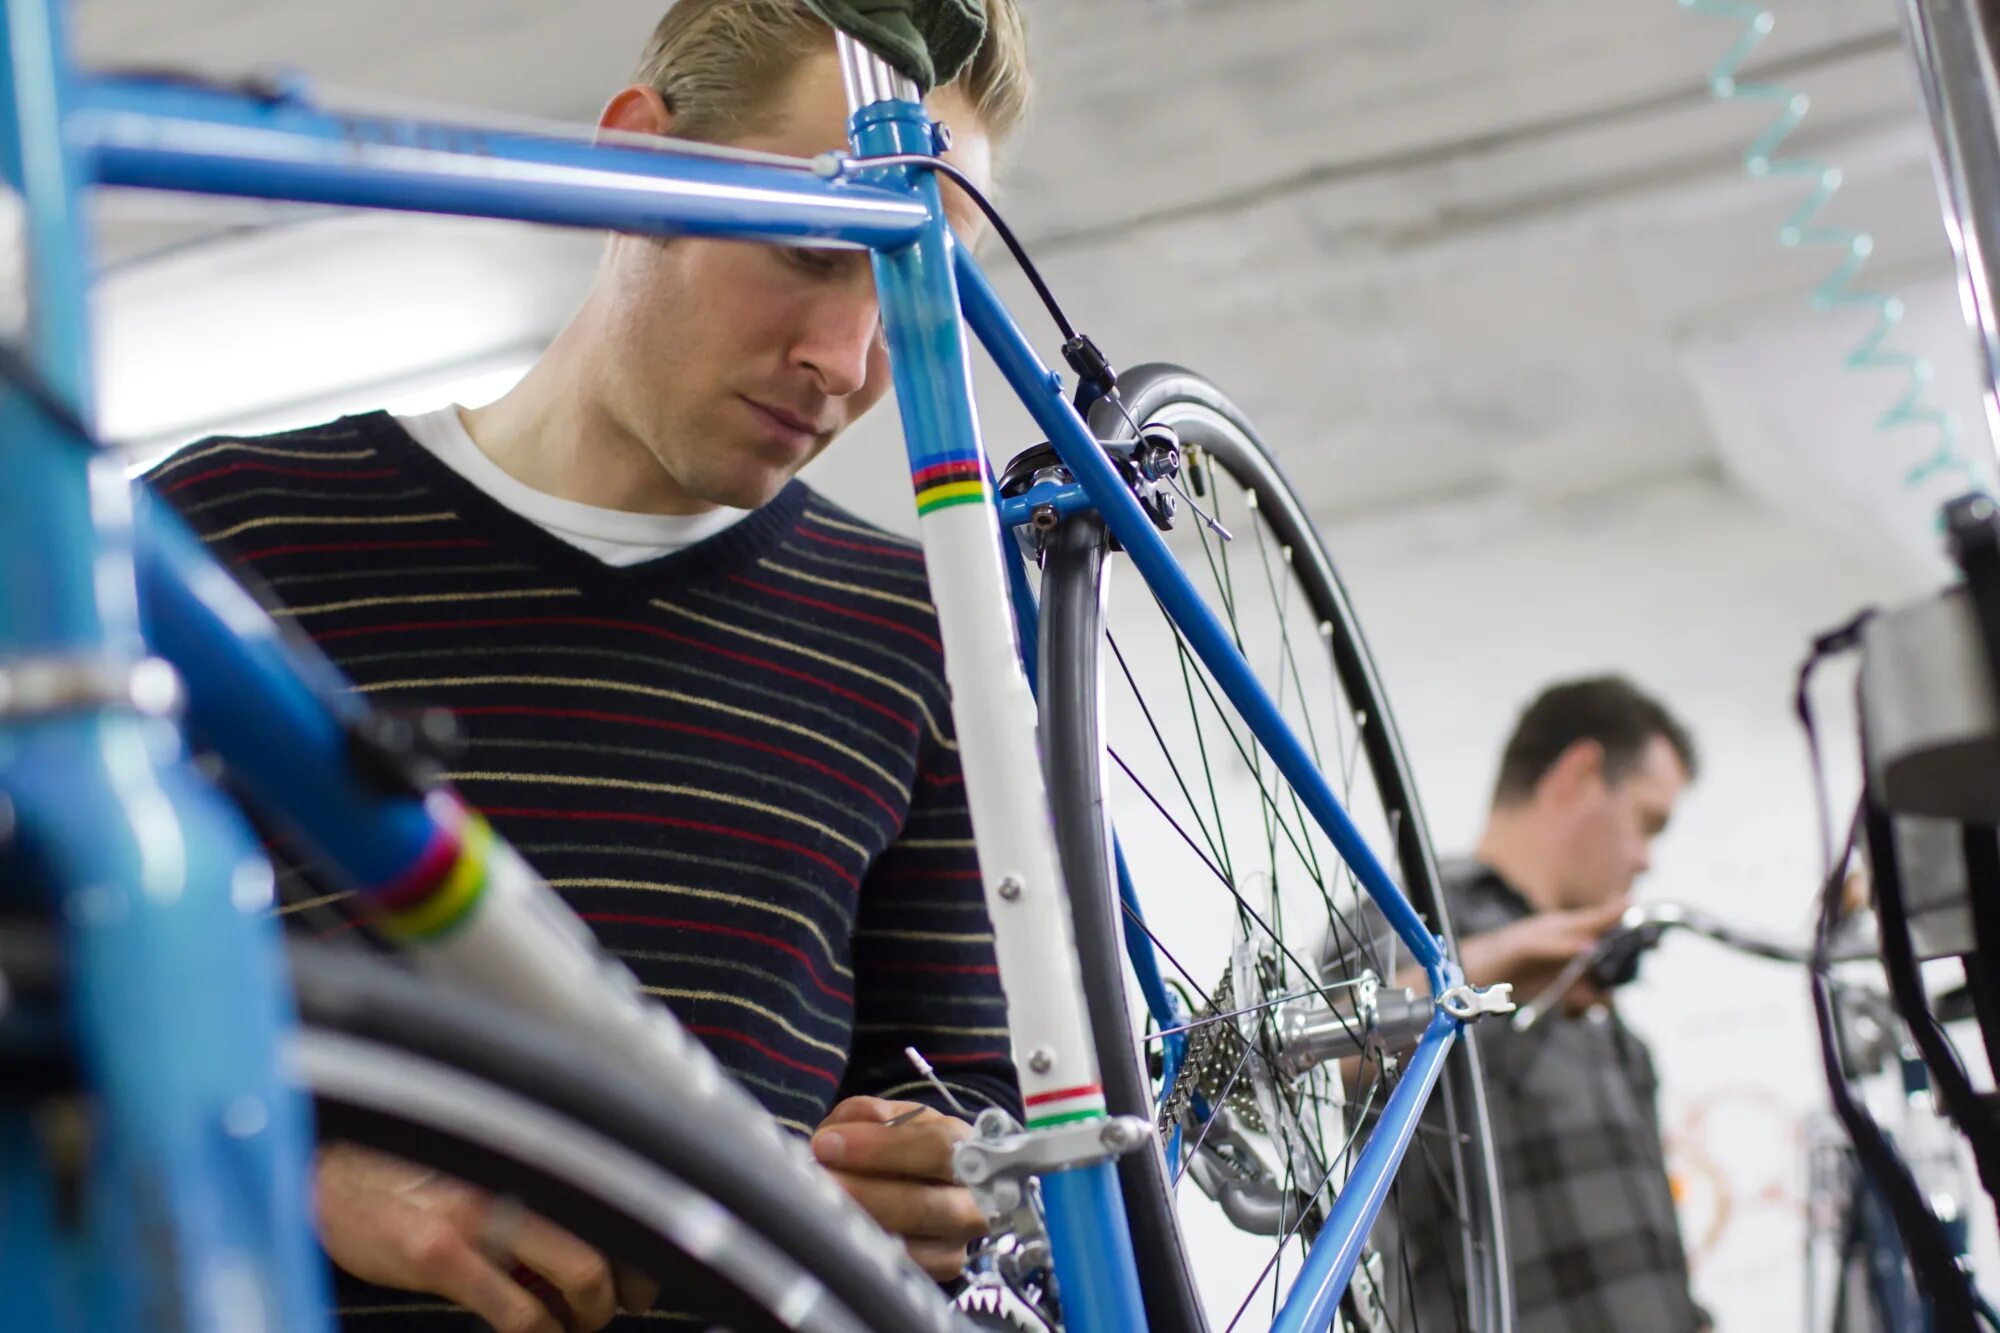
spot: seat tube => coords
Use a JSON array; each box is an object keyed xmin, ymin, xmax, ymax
[{"xmin": 836, "ymin": 34, "xmax": 1146, "ymax": 1331}]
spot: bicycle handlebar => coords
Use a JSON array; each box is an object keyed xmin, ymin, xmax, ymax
[
  {"xmin": 1614, "ymin": 901, "xmax": 1818, "ymax": 965},
  {"xmin": 1511, "ymin": 901, "xmax": 1872, "ymax": 1031}
]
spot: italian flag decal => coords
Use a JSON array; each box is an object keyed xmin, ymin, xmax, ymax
[{"xmin": 1025, "ymin": 1083, "xmax": 1107, "ymax": 1129}]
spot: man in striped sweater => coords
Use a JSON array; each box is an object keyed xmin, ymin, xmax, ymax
[{"xmin": 152, "ymin": 4, "xmax": 1031, "ymax": 1329}]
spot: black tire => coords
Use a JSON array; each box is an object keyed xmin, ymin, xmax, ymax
[
  {"xmin": 1035, "ymin": 365, "xmax": 1510, "ymax": 1331},
  {"xmin": 288, "ymin": 943, "xmax": 965, "ymax": 1333}
]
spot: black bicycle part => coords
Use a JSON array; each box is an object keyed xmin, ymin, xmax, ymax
[
  {"xmin": 1864, "ymin": 797, "xmax": 2000, "ymax": 1214},
  {"xmin": 1959, "ymin": 825, "xmax": 2000, "ymax": 1085},
  {"xmin": 1586, "ymin": 922, "xmax": 1669, "ymax": 991},
  {"xmin": 1796, "ymin": 624, "xmax": 1981, "ymax": 1330},
  {"xmin": 1944, "ymin": 497, "xmax": 2000, "ymax": 1107},
  {"xmin": 1818, "ymin": 806, "xmax": 1981, "ymax": 1331}
]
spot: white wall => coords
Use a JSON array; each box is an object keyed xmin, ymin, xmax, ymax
[
  {"xmin": 1685, "ymin": 271, "xmax": 2000, "ymax": 593},
  {"xmin": 1328, "ymin": 474, "xmax": 1933, "ymax": 1330}
]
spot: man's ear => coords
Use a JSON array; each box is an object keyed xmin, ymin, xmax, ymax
[
  {"xmin": 1538, "ymin": 739, "xmax": 1606, "ymax": 806},
  {"xmin": 600, "ymin": 84, "xmax": 674, "ymax": 138}
]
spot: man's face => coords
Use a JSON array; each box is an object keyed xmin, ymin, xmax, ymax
[
  {"xmin": 1558, "ymin": 734, "xmax": 1688, "ymax": 909},
  {"xmin": 591, "ymin": 49, "xmax": 992, "ymax": 511}
]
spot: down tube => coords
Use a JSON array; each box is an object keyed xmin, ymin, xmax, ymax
[
  {"xmin": 851, "ymin": 110, "xmax": 1145, "ymax": 1330},
  {"xmin": 953, "ymin": 248, "xmax": 1448, "ymax": 992}
]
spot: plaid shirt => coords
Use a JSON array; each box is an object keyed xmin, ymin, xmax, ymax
[{"xmin": 1442, "ymin": 860, "xmax": 1702, "ymax": 1333}]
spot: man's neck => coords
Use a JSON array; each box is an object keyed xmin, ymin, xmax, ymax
[
  {"xmin": 459, "ymin": 312, "xmax": 716, "ymax": 517},
  {"xmin": 1472, "ymin": 811, "xmax": 1565, "ymax": 914}
]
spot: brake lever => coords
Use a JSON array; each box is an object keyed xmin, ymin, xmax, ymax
[
  {"xmin": 1511, "ymin": 910, "xmax": 1666, "ymax": 1032},
  {"xmin": 1511, "ymin": 900, "xmax": 1824, "ymax": 1032}
]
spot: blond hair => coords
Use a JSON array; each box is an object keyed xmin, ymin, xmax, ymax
[{"xmin": 634, "ymin": 0, "xmax": 1029, "ymax": 147}]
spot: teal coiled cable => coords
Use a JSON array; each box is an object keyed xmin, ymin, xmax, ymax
[{"xmin": 1681, "ymin": 0, "xmax": 1989, "ymax": 500}]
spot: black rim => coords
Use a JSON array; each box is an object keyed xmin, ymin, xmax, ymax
[
  {"xmin": 1040, "ymin": 511, "xmax": 1209, "ymax": 1331},
  {"xmin": 289, "ymin": 944, "xmax": 959, "ymax": 1333},
  {"xmin": 312, "ymin": 1071, "xmax": 810, "ymax": 1333}
]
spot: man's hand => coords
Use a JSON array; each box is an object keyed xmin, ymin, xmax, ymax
[
  {"xmin": 810, "ymin": 1097, "xmax": 988, "ymax": 1280},
  {"xmin": 316, "ymin": 1143, "xmax": 657, "ymax": 1333},
  {"xmin": 1456, "ymin": 898, "xmax": 1631, "ymax": 1016}
]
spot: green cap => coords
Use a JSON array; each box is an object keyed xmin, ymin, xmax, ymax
[{"xmin": 800, "ymin": 0, "xmax": 988, "ymax": 92}]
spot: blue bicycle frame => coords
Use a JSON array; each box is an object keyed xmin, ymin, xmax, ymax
[{"xmin": 0, "ymin": 6, "xmax": 1469, "ymax": 1329}]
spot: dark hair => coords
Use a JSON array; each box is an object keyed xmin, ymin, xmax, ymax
[{"xmin": 1492, "ymin": 675, "xmax": 1698, "ymax": 806}]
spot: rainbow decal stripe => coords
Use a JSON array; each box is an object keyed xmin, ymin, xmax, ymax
[
  {"xmin": 372, "ymin": 809, "xmax": 495, "ymax": 943},
  {"xmin": 1024, "ymin": 1082, "xmax": 1107, "ymax": 1129},
  {"xmin": 912, "ymin": 458, "xmax": 987, "ymax": 516}
]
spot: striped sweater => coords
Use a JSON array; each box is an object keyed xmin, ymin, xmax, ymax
[
  {"xmin": 150, "ymin": 413, "xmax": 1019, "ymax": 1321},
  {"xmin": 152, "ymin": 410, "xmax": 1019, "ymax": 1123}
]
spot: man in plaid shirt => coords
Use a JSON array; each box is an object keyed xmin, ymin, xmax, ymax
[{"xmin": 1447, "ymin": 676, "xmax": 1709, "ymax": 1333}]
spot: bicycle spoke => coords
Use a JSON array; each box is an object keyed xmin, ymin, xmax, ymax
[
  {"xmin": 1108, "ymin": 746, "xmax": 1363, "ymax": 1040},
  {"xmin": 1250, "ymin": 512, "xmax": 1327, "ymax": 775},
  {"xmin": 1162, "ymin": 620, "xmax": 1323, "ymax": 886},
  {"xmin": 1152, "ymin": 608, "xmax": 1382, "ymax": 978},
  {"xmin": 1401, "ymin": 1097, "xmax": 1476, "ymax": 1333},
  {"xmin": 1196, "ymin": 499, "xmax": 1293, "ymax": 956},
  {"xmin": 1118, "ymin": 897, "xmax": 1221, "ymax": 1019},
  {"xmin": 1393, "ymin": 1167, "xmax": 1423, "ymax": 1333},
  {"xmin": 1223, "ymin": 1076, "xmax": 1384, "ymax": 1333},
  {"xmin": 1109, "ymin": 631, "xmax": 1229, "ymax": 871},
  {"xmin": 1343, "ymin": 706, "xmax": 1368, "ymax": 794},
  {"xmin": 1157, "ymin": 629, "xmax": 1381, "ymax": 992},
  {"xmin": 1271, "ymin": 1118, "xmax": 1296, "ymax": 1327},
  {"xmin": 1192, "ymin": 467, "xmax": 1248, "ymax": 654},
  {"xmin": 1172, "ymin": 632, "xmax": 1238, "ymax": 895},
  {"xmin": 1110, "ymin": 748, "xmax": 1233, "ymax": 889},
  {"xmin": 1142, "ymin": 976, "xmax": 1370, "ymax": 1045}
]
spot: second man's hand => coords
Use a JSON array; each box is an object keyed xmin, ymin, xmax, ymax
[{"xmin": 1457, "ymin": 897, "xmax": 1632, "ymax": 1016}]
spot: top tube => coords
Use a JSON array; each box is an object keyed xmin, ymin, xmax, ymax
[{"xmin": 75, "ymin": 71, "xmax": 929, "ymax": 250}]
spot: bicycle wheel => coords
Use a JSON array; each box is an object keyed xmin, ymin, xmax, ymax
[
  {"xmin": 287, "ymin": 943, "xmax": 964, "ymax": 1333},
  {"xmin": 1028, "ymin": 365, "xmax": 1510, "ymax": 1332}
]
